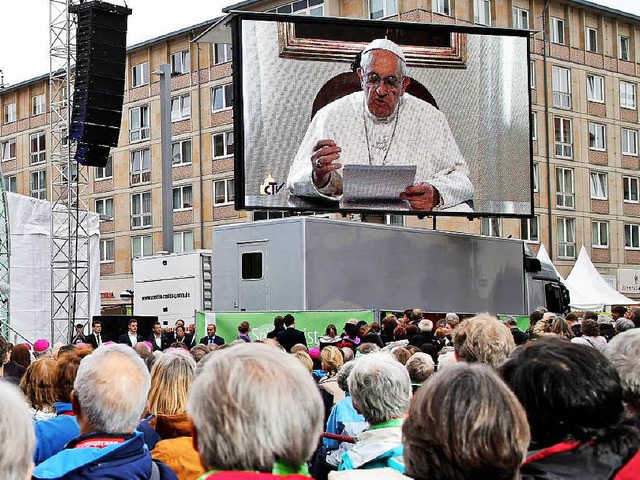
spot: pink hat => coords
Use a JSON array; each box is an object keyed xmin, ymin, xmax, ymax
[
  {"xmin": 308, "ymin": 347, "xmax": 321, "ymax": 359},
  {"xmin": 33, "ymin": 339, "xmax": 50, "ymax": 352},
  {"xmin": 141, "ymin": 341, "xmax": 153, "ymax": 351}
]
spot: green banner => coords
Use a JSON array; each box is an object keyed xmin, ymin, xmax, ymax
[{"xmin": 196, "ymin": 310, "xmax": 375, "ymax": 348}]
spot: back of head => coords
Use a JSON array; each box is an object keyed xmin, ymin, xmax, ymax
[
  {"xmin": 291, "ymin": 351, "xmax": 313, "ymax": 372},
  {"xmin": 20, "ymin": 358, "xmax": 57, "ymax": 411},
  {"xmin": 148, "ymin": 348, "xmax": 196, "ymax": 416},
  {"xmin": 336, "ymin": 361, "xmax": 356, "ymax": 392},
  {"xmin": 283, "ymin": 314, "xmax": 295, "ymax": 327},
  {"xmin": 410, "ymin": 309, "xmax": 423, "ymax": 323},
  {"xmin": 187, "ymin": 343, "xmax": 323, "ymax": 472},
  {"xmin": 348, "ymin": 352, "xmax": 411, "ymax": 424},
  {"xmin": 10, "ymin": 344, "xmax": 31, "ymax": 369},
  {"xmin": 0, "ymin": 383, "xmax": 35, "ymax": 480},
  {"xmin": 616, "ymin": 318, "xmax": 635, "ymax": 333},
  {"xmin": 55, "ymin": 348, "xmax": 93, "ymax": 402},
  {"xmin": 356, "ymin": 342, "xmax": 380, "ymax": 355},
  {"xmin": 500, "ymin": 337, "xmax": 628, "ymax": 449},
  {"xmin": 529, "ymin": 310, "xmax": 544, "ymax": 326},
  {"xmin": 273, "ymin": 315, "xmax": 285, "ymax": 328},
  {"xmin": 581, "ymin": 318, "xmax": 600, "ymax": 337},
  {"xmin": 74, "ymin": 344, "xmax": 150, "ymax": 434},
  {"xmin": 603, "ymin": 329, "xmax": 640, "ymax": 414},
  {"xmin": 392, "ymin": 346, "xmax": 411, "ymax": 365},
  {"xmin": 453, "ymin": 314, "xmax": 515, "ymax": 369},
  {"xmin": 404, "ymin": 363, "xmax": 529, "ymax": 480},
  {"xmin": 406, "ymin": 352, "xmax": 435, "ymax": 384},
  {"xmin": 418, "ymin": 319, "xmax": 433, "ymax": 333},
  {"xmin": 321, "ymin": 345, "xmax": 344, "ymax": 374},
  {"xmin": 612, "ymin": 305, "xmax": 627, "ymax": 318},
  {"xmin": 583, "ymin": 311, "xmax": 599, "ymax": 321}
]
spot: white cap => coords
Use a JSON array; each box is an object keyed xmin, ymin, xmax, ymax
[{"xmin": 362, "ymin": 38, "xmax": 406, "ymax": 63}]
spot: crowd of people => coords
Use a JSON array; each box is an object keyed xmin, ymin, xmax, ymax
[{"xmin": 0, "ymin": 305, "xmax": 638, "ymax": 479}]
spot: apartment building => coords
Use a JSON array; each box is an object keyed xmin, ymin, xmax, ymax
[{"xmin": 0, "ymin": 0, "xmax": 639, "ymax": 307}]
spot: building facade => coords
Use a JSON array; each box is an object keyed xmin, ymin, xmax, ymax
[{"xmin": 0, "ymin": 0, "xmax": 639, "ymax": 307}]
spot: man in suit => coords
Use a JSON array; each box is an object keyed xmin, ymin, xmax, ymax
[
  {"xmin": 199, "ymin": 323, "xmax": 225, "ymax": 347},
  {"xmin": 503, "ymin": 316, "xmax": 528, "ymax": 346},
  {"xmin": 85, "ymin": 320, "xmax": 103, "ymax": 349},
  {"xmin": 146, "ymin": 321, "xmax": 169, "ymax": 352},
  {"xmin": 118, "ymin": 318, "xmax": 144, "ymax": 347},
  {"xmin": 276, "ymin": 314, "xmax": 307, "ymax": 353}
]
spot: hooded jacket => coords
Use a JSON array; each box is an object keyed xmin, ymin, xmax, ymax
[
  {"xmin": 151, "ymin": 413, "xmax": 205, "ymax": 480},
  {"xmin": 33, "ymin": 402, "xmax": 80, "ymax": 464}
]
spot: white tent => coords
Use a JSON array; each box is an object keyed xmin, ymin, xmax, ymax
[{"xmin": 564, "ymin": 246, "xmax": 638, "ymax": 311}]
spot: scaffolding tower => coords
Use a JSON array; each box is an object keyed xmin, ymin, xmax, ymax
[{"xmin": 49, "ymin": 0, "xmax": 90, "ymax": 344}]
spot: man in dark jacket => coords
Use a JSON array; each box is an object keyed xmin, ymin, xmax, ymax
[
  {"xmin": 32, "ymin": 344, "xmax": 176, "ymax": 480},
  {"xmin": 276, "ymin": 314, "xmax": 307, "ymax": 352},
  {"xmin": 199, "ymin": 324, "xmax": 225, "ymax": 346},
  {"xmin": 502, "ymin": 316, "xmax": 528, "ymax": 346},
  {"xmin": 118, "ymin": 319, "xmax": 145, "ymax": 347}
]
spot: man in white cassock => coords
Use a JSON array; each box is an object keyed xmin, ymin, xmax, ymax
[{"xmin": 286, "ymin": 38, "xmax": 474, "ymax": 212}]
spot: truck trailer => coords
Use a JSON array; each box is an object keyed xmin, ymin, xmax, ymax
[{"xmin": 212, "ymin": 217, "xmax": 568, "ymax": 316}]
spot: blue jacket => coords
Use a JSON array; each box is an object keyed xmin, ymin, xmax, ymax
[
  {"xmin": 33, "ymin": 402, "xmax": 80, "ymax": 465},
  {"xmin": 32, "ymin": 430, "xmax": 178, "ymax": 480},
  {"xmin": 323, "ymin": 395, "xmax": 367, "ymax": 450}
]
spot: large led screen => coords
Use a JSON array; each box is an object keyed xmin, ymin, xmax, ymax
[{"xmin": 233, "ymin": 13, "xmax": 533, "ymax": 217}]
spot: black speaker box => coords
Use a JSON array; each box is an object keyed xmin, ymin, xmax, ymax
[
  {"xmin": 69, "ymin": 1, "xmax": 132, "ymax": 167},
  {"xmin": 92, "ymin": 315, "xmax": 158, "ymax": 343}
]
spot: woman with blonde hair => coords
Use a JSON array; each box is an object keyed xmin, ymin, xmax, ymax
[
  {"xmin": 145, "ymin": 348, "xmax": 203, "ymax": 480},
  {"xmin": 19, "ymin": 357, "xmax": 58, "ymax": 421},
  {"xmin": 318, "ymin": 346, "xmax": 345, "ymax": 421}
]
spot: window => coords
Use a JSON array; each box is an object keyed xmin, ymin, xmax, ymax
[
  {"xmin": 213, "ymin": 131, "xmax": 234, "ymax": 158},
  {"xmin": 622, "ymin": 129, "xmax": 638, "ymax": 156},
  {"xmin": 171, "ymin": 94, "xmax": 191, "ymax": 122},
  {"xmin": 385, "ymin": 214, "xmax": 405, "ymax": 227},
  {"xmin": 589, "ymin": 172, "xmax": 607, "ymax": 200},
  {"xmin": 131, "ymin": 62, "xmax": 149, "ymax": 87},
  {"xmin": 30, "ymin": 131, "xmax": 46, "ymax": 164},
  {"xmin": 1, "ymin": 139, "xmax": 16, "ymax": 161},
  {"xmin": 592, "ymin": 221, "xmax": 609, "ymax": 248},
  {"xmin": 267, "ymin": 0, "xmax": 324, "ymax": 15},
  {"xmin": 623, "ymin": 176, "xmax": 639, "ymax": 203},
  {"xmin": 32, "ymin": 94, "xmax": 46, "ymax": 116},
  {"xmin": 433, "ymin": 0, "xmax": 450, "ymax": 15},
  {"xmin": 4, "ymin": 175, "xmax": 16, "ymax": 193},
  {"xmin": 99, "ymin": 239, "xmax": 115, "ymax": 263},
  {"xmin": 585, "ymin": 27, "xmax": 598, "ymax": 53},
  {"xmin": 242, "ymin": 252, "xmax": 263, "ymax": 280},
  {"xmin": 625, "ymin": 224, "xmax": 640, "ymax": 250},
  {"xmin": 530, "ymin": 60, "xmax": 535, "ymax": 88},
  {"xmin": 552, "ymin": 66, "xmax": 571, "ymax": 109},
  {"xmin": 253, "ymin": 210, "xmax": 291, "ymax": 221},
  {"xmin": 95, "ymin": 156, "xmax": 113, "ymax": 180},
  {"xmin": 551, "ymin": 18, "xmax": 565, "ymax": 44},
  {"xmin": 557, "ymin": 218, "xmax": 576, "ymax": 259},
  {"xmin": 95, "ymin": 197, "xmax": 114, "ymax": 219},
  {"xmin": 129, "ymin": 105, "xmax": 150, "ymax": 142},
  {"xmin": 173, "ymin": 231, "xmax": 194, "ymax": 253},
  {"xmin": 588, "ymin": 122, "xmax": 606, "ymax": 151},
  {"xmin": 173, "ymin": 185, "xmax": 193, "ymax": 210},
  {"xmin": 554, "ymin": 117, "xmax": 573, "ymax": 159},
  {"xmin": 170, "ymin": 50, "xmax": 190, "ymax": 75},
  {"xmin": 212, "ymin": 84, "xmax": 233, "ymax": 111},
  {"xmin": 214, "ymin": 179, "xmax": 235, "ymax": 205},
  {"xmin": 521, "ymin": 216, "xmax": 540, "ymax": 242},
  {"xmin": 130, "ymin": 149, "xmax": 151, "ymax": 185},
  {"xmin": 533, "ymin": 163, "xmax": 539, "ymax": 192},
  {"xmin": 3, "ymin": 103, "xmax": 16, "ymax": 123},
  {"xmin": 531, "ymin": 112, "xmax": 537, "ymax": 141},
  {"xmin": 620, "ymin": 81, "xmax": 636, "ymax": 109},
  {"xmin": 587, "ymin": 74, "xmax": 604, "ymax": 103},
  {"xmin": 556, "ymin": 167, "xmax": 575, "ymax": 209},
  {"xmin": 619, "ymin": 35, "xmax": 631, "ymax": 61},
  {"xmin": 369, "ymin": 0, "xmax": 397, "ymax": 19},
  {"xmin": 474, "ymin": 0, "xmax": 491, "ymax": 26},
  {"xmin": 172, "ymin": 140, "xmax": 192, "ymax": 165},
  {"xmin": 132, "ymin": 235, "xmax": 153, "ymax": 258},
  {"xmin": 214, "ymin": 44, "xmax": 232, "ymax": 64},
  {"xmin": 30, "ymin": 170, "xmax": 46, "ymax": 199},
  {"xmin": 131, "ymin": 192, "xmax": 152, "ymax": 228},
  {"xmin": 513, "ymin": 7, "xmax": 529, "ymax": 29},
  {"xmin": 481, "ymin": 218, "xmax": 502, "ymax": 237}
]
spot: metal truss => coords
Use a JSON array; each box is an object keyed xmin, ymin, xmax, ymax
[
  {"xmin": 0, "ymin": 186, "xmax": 10, "ymax": 340},
  {"xmin": 50, "ymin": 0, "xmax": 90, "ymax": 344}
]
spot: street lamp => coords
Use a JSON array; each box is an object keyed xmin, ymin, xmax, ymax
[{"xmin": 120, "ymin": 289, "xmax": 134, "ymax": 315}]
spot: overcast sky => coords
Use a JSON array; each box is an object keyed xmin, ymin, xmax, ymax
[{"xmin": 0, "ymin": 0, "xmax": 638, "ymax": 87}]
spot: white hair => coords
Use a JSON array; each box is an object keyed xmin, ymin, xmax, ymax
[
  {"xmin": 603, "ymin": 329, "xmax": 640, "ymax": 410},
  {"xmin": 73, "ymin": 343, "xmax": 150, "ymax": 434},
  {"xmin": 437, "ymin": 350, "xmax": 458, "ymax": 372},
  {"xmin": 0, "ymin": 383, "xmax": 34, "ymax": 479},
  {"xmin": 187, "ymin": 343, "xmax": 323, "ymax": 472},
  {"xmin": 418, "ymin": 319, "xmax": 433, "ymax": 333},
  {"xmin": 348, "ymin": 352, "xmax": 411, "ymax": 424}
]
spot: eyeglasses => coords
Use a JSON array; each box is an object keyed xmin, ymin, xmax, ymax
[{"xmin": 364, "ymin": 73, "xmax": 404, "ymax": 90}]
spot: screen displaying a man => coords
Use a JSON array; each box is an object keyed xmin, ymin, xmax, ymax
[{"xmin": 286, "ymin": 38, "xmax": 474, "ymax": 211}]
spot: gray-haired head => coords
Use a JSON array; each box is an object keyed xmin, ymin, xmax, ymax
[
  {"xmin": 0, "ymin": 383, "xmax": 34, "ymax": 479},
  {"xmin": 73, "ymin": 343, "xmax": 150, "ymax": 434},
  {"xmin": 615, "ymin": 319, "xmax": 635, "ymax": 333},
  {"xmin": 603, "ymin": 329, "xmax": 640, "ymax": 413},
  {"xmin": 348, "ymin": 352, "xmax": 411, "ymax": 424},
  {"xmin": 357, "ymin": 342, "xmax": 380, "ymax": 355},
  {"xmin": 406, "ymin": 352, "xmax": 435, "ymax": 384},
  {"xmin": 418, "ymin": 319, "xmax": 433, "ymax": 333},
  {"xmin": 336, "ymin": 360, "xmax": 357, "ymax": 392},
  {"xmin": 187, "ymin": 343, "xmax": 323, "ymax": 472}
]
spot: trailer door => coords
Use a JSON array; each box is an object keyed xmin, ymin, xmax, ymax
[{"xmin": 237, "ymin": 241, "xmax": 268, "ymax": 311}]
